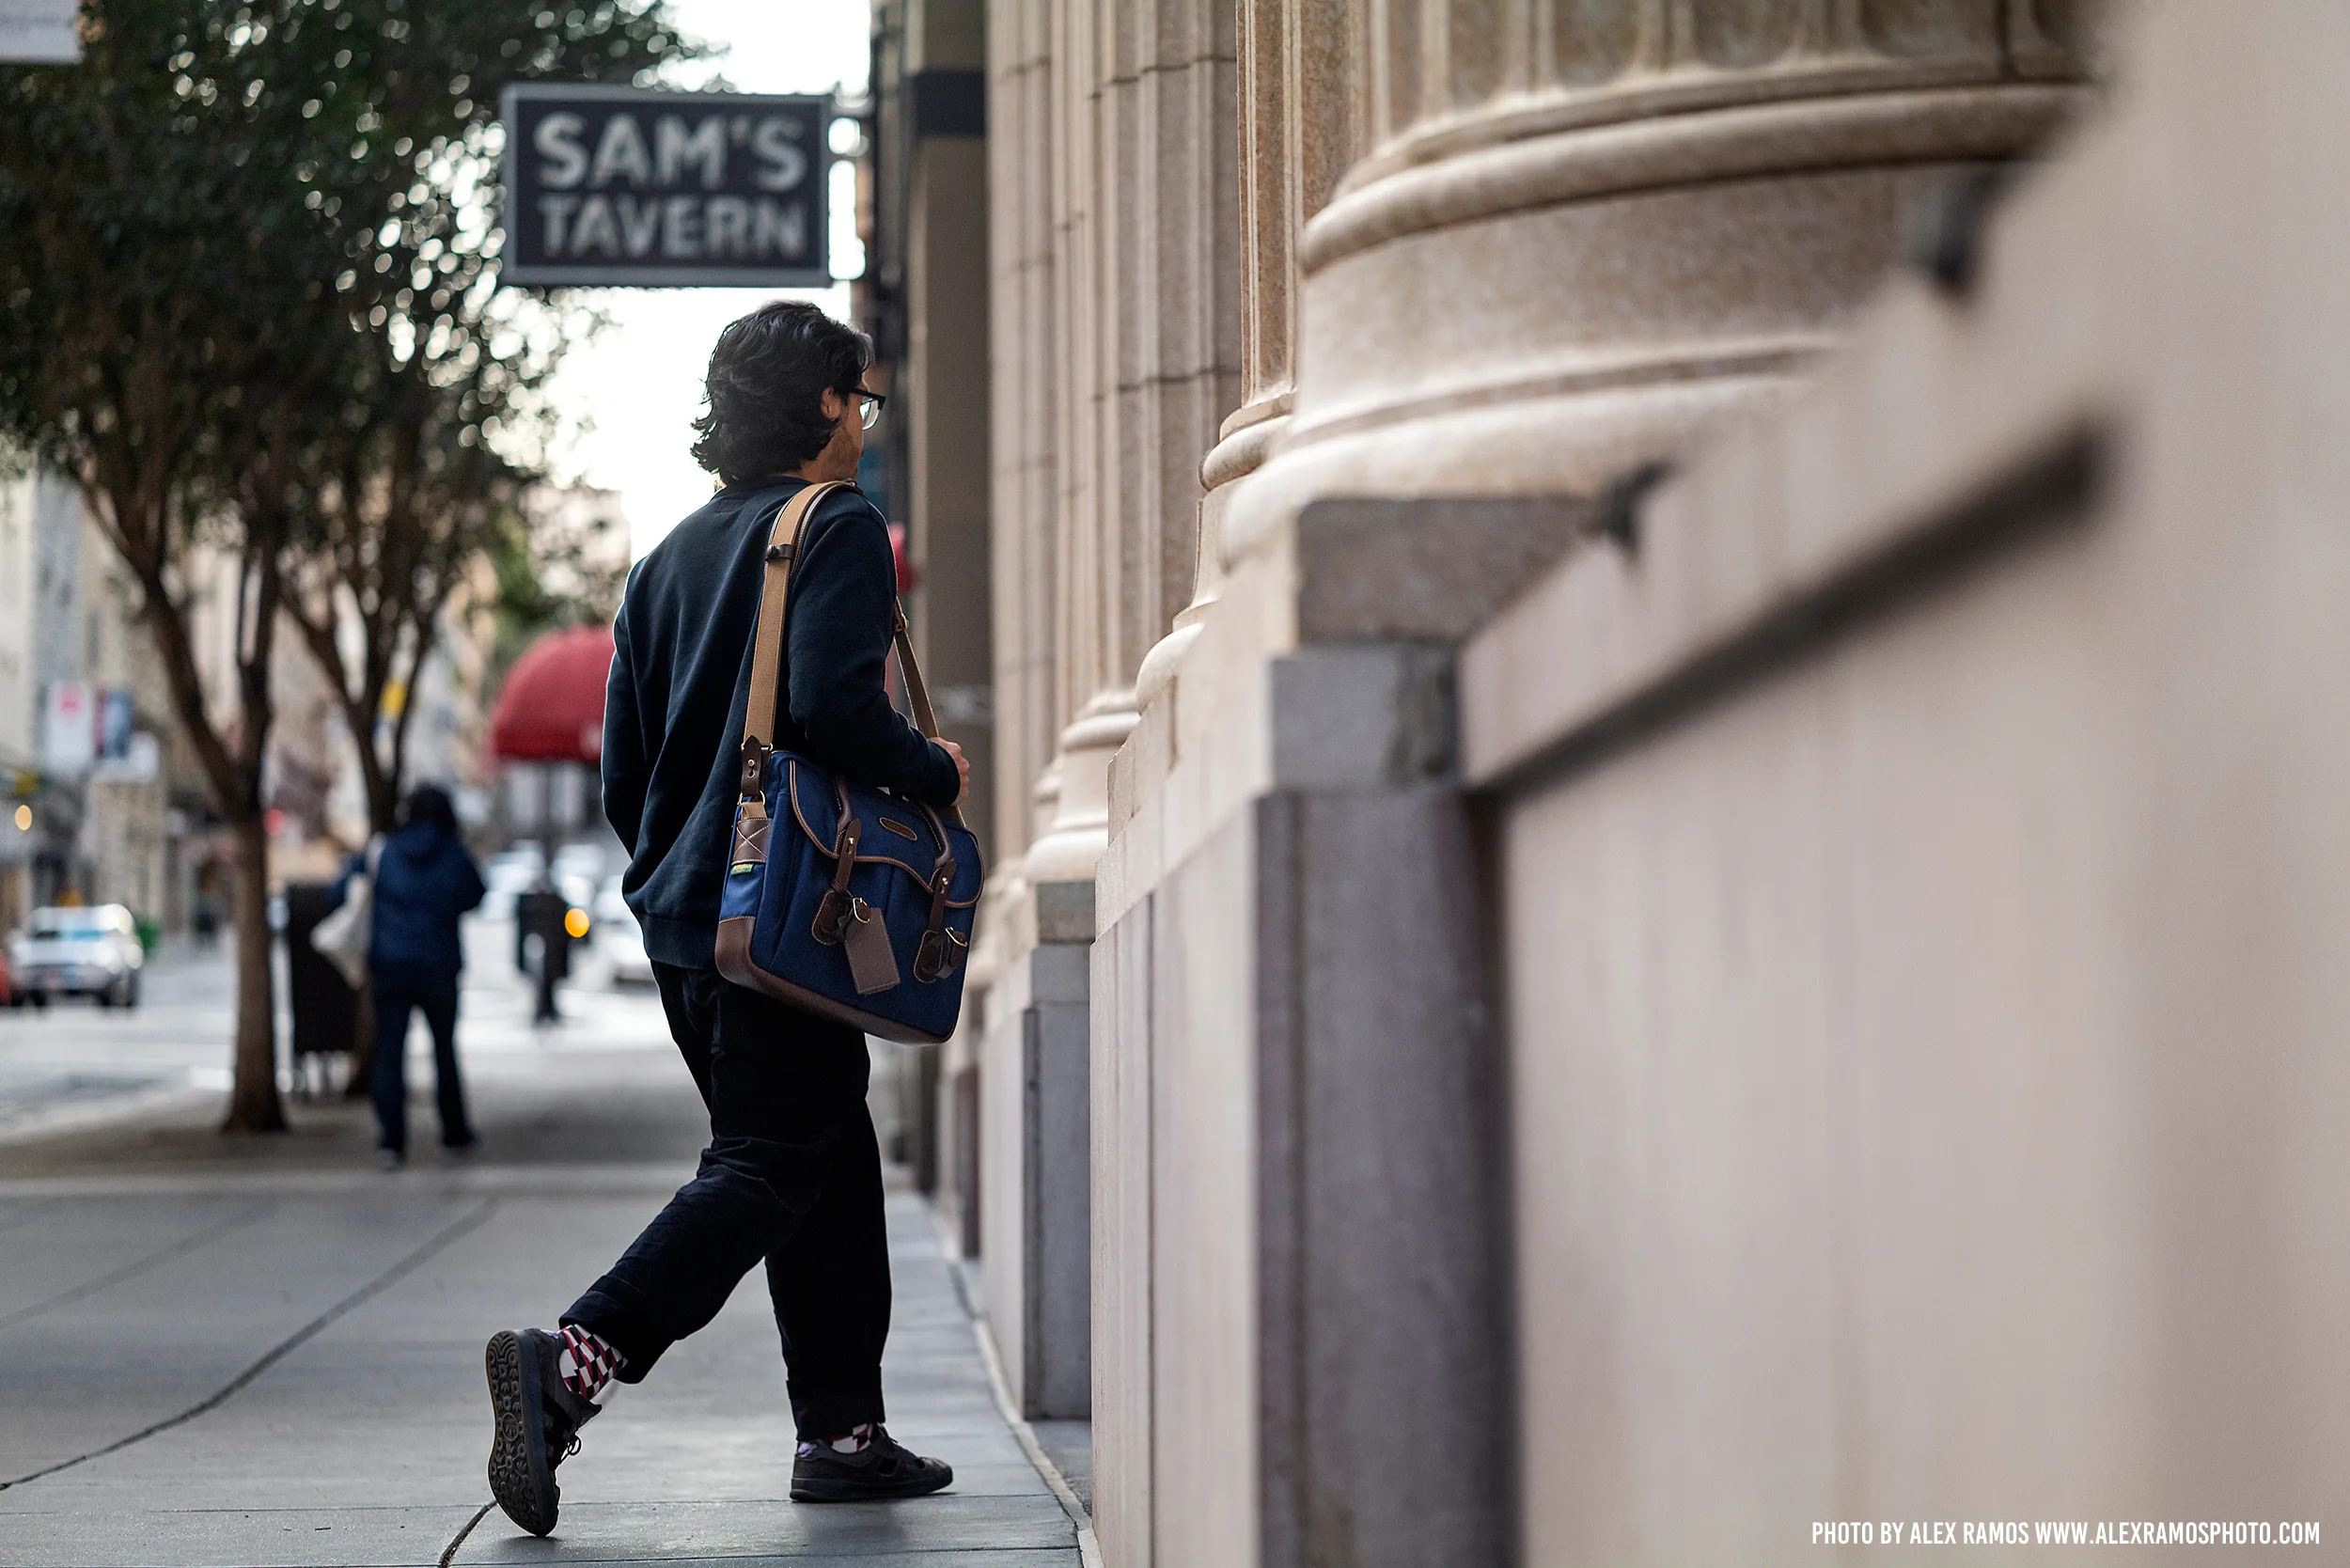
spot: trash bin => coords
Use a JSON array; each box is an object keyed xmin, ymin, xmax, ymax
[
  {"xmin": 516, "ymin": 887, "xmax": 574, "ymax": 1023},
  {"xmin": 281, "ymin": 881, "xmax": 359, "ymax": 1092}
]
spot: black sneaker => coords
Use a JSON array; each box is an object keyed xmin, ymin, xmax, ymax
[
  {"xmin": 484, "ymin": 1327, "xmax": 601, "ymax": 1536},
  {"xmin": 791, "ymin": 1426, "xmax": 954, "ymax": 1503}
]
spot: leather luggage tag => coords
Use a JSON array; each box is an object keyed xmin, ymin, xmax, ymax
[{"xmin": 843, "ymin": 902, "xmax": 902, "ymax": 995}]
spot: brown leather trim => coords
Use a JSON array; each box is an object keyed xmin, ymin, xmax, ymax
[
  {"xmin": 784, "ymin": 760, "xmax": 979, "ymax": 902},
  {"xmin": 713, "ymin": 916, "xmax": 952, "ymax": 1044},
  {"xmin": 877, "ymin": 817, "xmax": 920, "ymax": 840},
  {"xmin": 729, "ymin": 802, "xmax": 771, "ymax": 871}
]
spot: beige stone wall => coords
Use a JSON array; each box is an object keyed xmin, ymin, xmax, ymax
[
  {"xmin": 974, "ymin": 0, "xmax": 1242, "ymax": 1471},
  {"xmin": 1001, "ymin": 0, "xmax": 1241, "ymax": 891},
  {"xmin": 986, "ymin": 0, "xmax": 1060, "ymax": 869},
  {"xmin": 1462, "ymin": 3, "xmax": 2349, "ymax": 1558},
  {"xmin": 1079, "ymin": 2, "xmax": 2189, "ymax": 1565},
  {"xmin": 1121, "ymin": 0, "xmax": 2100, "ymax": 862}
]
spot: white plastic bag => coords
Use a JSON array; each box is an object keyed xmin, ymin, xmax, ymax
[{"xmin": 310, "ymin": 836, "xmax": 382, "ymax": 990}]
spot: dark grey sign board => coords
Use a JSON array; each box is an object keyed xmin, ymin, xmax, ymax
[
  {"xmin": 500, "ymin": 84, "xmax": 832, "ymax": 288},
  {"xmin": 0, "ymin": 0, "xmax": 81, "ymax": 62}
]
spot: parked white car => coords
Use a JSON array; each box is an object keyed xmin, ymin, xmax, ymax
[
  {"xmin": 9, "ymin": 904, "xmax": 144, "ymax": 1009},
  {"xmin": 592, "ymin": 876, "xmax": 653, "ymax": 985}
]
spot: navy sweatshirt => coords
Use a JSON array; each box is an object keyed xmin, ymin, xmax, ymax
[
  {"xmin": 337, "ymin": 822, "xmax": 487, "ymax": 977},
  {"xmin": 603, "ymin": 478, "xmax": 959, "ymax": 967}
]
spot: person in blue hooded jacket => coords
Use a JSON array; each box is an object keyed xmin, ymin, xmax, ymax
[{"xmin": 339, "ymin": 784, "xmax": 487, "ymax": 1166}]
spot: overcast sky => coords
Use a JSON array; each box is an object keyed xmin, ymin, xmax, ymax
[{"xmin": 540, "ymin": 0, "xmax": 871, "ymax": 559}]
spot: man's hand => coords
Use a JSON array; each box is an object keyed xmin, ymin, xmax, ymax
[{"xmin": 938, "ymin": 740, "xmax": 971, "ymax": 805}]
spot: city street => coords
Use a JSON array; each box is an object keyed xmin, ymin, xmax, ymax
[
  {"xmin": 3, "ymin": 0, "xmax": 2340, "ymax": 1556},
  {"xmin": 0, "ymin": 928, "xmax": 1082, "ymax": 1568},
  {"xmin": 0, "ymin": 920, "xmax": 682, "ymax": 1149}
]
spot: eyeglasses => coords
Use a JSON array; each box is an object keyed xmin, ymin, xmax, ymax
[{"xmin": 855, "ymin": 390, "xmax": 887, "ymax": 431}]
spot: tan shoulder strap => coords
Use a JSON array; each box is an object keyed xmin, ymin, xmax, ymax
[
  {"xmin": 742, "ymin": 481, "xmax": 842, "ymax": 752},
  {"xmin": 891, "ymin": 601, "xmax": 964, "ymax": 827},
  {"xmin": 739, "ymin": 481, "xmax": 964, "ymax": 827},
  {"xmin": 891, "ymin": 604, "xmax": 940, "ymax": 739}
]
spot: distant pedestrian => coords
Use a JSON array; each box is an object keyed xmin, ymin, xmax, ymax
[
  {"xmin": 341, "ymin": 785, "xmax": 487, "ymax": 1168},
  {"xmin": 481, "ymin": 302, "xmax": 966, "ymax": 1537}
]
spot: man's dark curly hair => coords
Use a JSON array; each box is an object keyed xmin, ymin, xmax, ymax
[{"xmin": 689, "ymin": 301, "xmax": 871, "ymax": 487}]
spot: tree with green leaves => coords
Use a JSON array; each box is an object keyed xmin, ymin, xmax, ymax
[
  {"xmin": 0, "ymin": 0, "xmax": 688, "ymax": 1131},
  {"xmin": 277, "ymin": 0, "xmax": 666, "ymax": 838},
  {"xmin": 282, "ymin": 324, "xmax": 543, "ymax": 839}
]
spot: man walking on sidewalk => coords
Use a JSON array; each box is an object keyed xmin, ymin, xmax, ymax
[{"xmin": 482, "ymin": 302, "xmax": 970, "ymax": 1537}]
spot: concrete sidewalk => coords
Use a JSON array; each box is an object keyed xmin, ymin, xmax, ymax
[{"xmin": 0, "ymin": 1045, "xmax": 1080, "ymax": 1566}]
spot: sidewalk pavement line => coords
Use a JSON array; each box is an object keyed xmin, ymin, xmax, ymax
[
  {"xmin": 0, "ymin": 1161, "xmax": 695, "ymax": 1201},
  {"xmin": 968, "ymin": 1308, "xmax": 1103, "ymax": 1568},
  {"xmin": 0, "ymin": 1198, "xmax": 499, "ymax": 1493},
  {"xmin": 0, "ymin": 1200, "xmax": 272, "ymax": 1333},
  {"xmin": 438, "ymin": 1498, "xmax": 495, "ymax": 1567}
]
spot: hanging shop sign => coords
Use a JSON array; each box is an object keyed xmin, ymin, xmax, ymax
[
  {"xmin": 0, "ymin": 1, "xmax": 79, "ymax": 64},
  {"xmin": 499, "ymin": 85, "xmax": 832, "ymax": 288},
  {"xmin": 41, "ymin": 681, "xmax": 92, "ymax": 775}
]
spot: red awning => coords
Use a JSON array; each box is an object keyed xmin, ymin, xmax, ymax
[
  {"xmin": 489, "ymin": 624, "xmax": 615, "ymax": 763},
  {"xmin": 888, "ymin": 525, "xmax": 917, "ymax": 592}
]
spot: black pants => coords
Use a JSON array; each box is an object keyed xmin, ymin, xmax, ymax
[
  {"xmin": 370, "ymin": 964, "xmax": 473, "ymax": 1155},
  {"xmin": 564, "ymin": 963, "xmax": 890, "ymax": 1440}
]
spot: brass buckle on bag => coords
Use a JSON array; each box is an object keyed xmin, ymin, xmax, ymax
[{"xmin": 739, "ymin": 737, "xmax": 772, "ymax": 796}]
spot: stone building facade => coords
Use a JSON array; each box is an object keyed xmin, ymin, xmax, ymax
[
  {"xmin": 864, "ymin": 0, "xmax": 1000, "ymax": 1233},
  {"xmin": 0, "ymin": 463, "xmax": 190, "ymax": 932},
  {"xmin": 892, "ymin": 1, "xmax": 2348, "ymax": 1561}
]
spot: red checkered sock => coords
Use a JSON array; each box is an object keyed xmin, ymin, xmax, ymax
[
  {"xmin": 797, "ymin": 1422, "xmax": 874, "ymax": 1457},
  {"xmin": 556, "ymin": 1325, "xmax": 623, "ymax": 1402}
]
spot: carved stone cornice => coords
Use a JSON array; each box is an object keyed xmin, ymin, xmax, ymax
[
  {"xmin": 1301, "ymin": 82, "xmax": 2081, "ymax": 274},
  {"xmin": 1216, "ymin": 0, "xmax": 2104, "ymax": 567}
]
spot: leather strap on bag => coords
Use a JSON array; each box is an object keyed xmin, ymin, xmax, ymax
[
  {"xmin": 811, "ymin": 776, "xmax": 862, "ymax": 944},
  {"xmin": 891, "ymin": 604, "xmax": 942, "ymax": 746},
  {"xmin": 912, "ymin": 802, "xmax": 965, "ymax": 983},
  {"xmin": 741, "ymin": 481, "xmax": 843, "ymax": 765},
  {"xmin": 736, "ymin": 479, "xmax": 964, "ymax": 828},
  {"xmin": 890, "ymin": 604, "xmax": 964, "ymax": 828}
]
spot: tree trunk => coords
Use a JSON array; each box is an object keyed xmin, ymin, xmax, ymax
[{"xmin": 222, "ymin": 812, "xmax": 287, "ymax": 1133}]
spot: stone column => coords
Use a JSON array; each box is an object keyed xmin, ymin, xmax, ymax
[
  {"xmin": 974, "ymin": 0, "xmax": 1242, "ymax": 1431},
  {"xmin": 1220, "ymin": 0, "xmax": 2096, "ymax": 561},
  {"xmin": 1124, "ymin": 0, "xmax": 1346, "ymax": 774},
  {"xmin": 875, "ymin": 0, "xmax": 993, "ymax": 1210},
  {"xmin": 987, "ymin": 0, "xmax": 1058, "ymax": 877},
  {"xmin": 1023, "ymin": 0, "xmax": 1244, "ymax": 885}
]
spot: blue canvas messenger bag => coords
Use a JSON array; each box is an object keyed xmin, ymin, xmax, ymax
[{"xmin": 713, "ymin": 480, "xmax": 983, "ymax": 1043}]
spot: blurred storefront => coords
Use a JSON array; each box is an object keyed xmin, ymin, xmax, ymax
[
  {"xmin": 0, "ymin": 453, "xmax": 512, "ymax": 938},
  {"xmin": 0, "ymin": 461, "xmax": 192, "ymax": 933}
]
